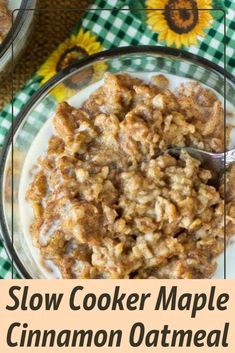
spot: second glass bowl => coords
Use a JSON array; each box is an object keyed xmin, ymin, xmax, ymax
[{"xmin": 0, "ymin": 0, "xmax": 37, "ymax": 80}]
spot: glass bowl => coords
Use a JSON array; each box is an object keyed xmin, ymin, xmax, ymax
[
  {"xmin": 0, "ymin": 46, "xmax": 235, "ymax": 279},
  {"xmin": 0, "ymin": 0, "xmax": 37, "ymax": 80}
]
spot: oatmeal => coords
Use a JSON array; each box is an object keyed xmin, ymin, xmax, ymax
[
  {"xmin": 0, "ymin": 0, "xmax": 11, "ymax": 44},
  {"xmin": 26, "ymin": 73, "xmax": 235, "ymax": 279}
]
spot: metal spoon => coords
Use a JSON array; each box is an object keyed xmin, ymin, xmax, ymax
[{"xmin": 164, "ymin": 147, "xmax": 235, "ymax": 186}]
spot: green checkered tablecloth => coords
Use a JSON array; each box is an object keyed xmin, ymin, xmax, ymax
[{"xmin": 0, "ymin": 0, "xmax": 234, "ymax": 278}]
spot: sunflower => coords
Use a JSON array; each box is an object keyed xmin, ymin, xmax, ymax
[
  {"xmin": 146, "ymin": 0, "xmax": 213, "ymax": 48},
  {"xmin": 37, "ymin": 28, "xmax": 106, "ymax": 101}
]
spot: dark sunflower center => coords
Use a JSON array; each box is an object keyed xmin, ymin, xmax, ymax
[
  {"xmin": 56, "ymin": 46, "xmax": 94, "ymax": 89},
  {"xmin": 164, "ymin": 0, "xmax": 198, "ymax": 34},
  {"xmin": 180, "ymin": 9, "xmax": 190, "ymax": 20},
  {"xmin": 56, "ymin": 46, "xmax": 88, "ymax": 72}
]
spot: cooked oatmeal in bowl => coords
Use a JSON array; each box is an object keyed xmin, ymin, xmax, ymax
[
  {"xmin": 0, "ymin": 47, "xmax": 234, "ymax": 279},
  {"xmin": 25, "ymin": 72, "xmax": 235, "ymax": 279}
]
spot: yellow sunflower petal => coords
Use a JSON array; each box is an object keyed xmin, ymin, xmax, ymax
[
  {"xmin": 76, "ymin": 28, "xmax": 85, "ymax": 42},
  {"xmin": 146, "ymin": 0, "xmax": 167, "ymax": 9},
  {"xmin": 181, "ymin": 34, "xmax": 189, "ymax": 47},
  {"xmin": 147, "ymin": 12, "xmax": 162, "ymax": 21},
  {"xmin": 195, "ymin": 27, "xmax": 206, "ymax": 36},
  {"xmin": 158, "ymin": 31, "xmax": 168, "ymax": 41},
  {"xmin": 199, "ymin": 17, "xmax": 212, "ymax": 27},
  {"xmin": 146, "ymin": 0, "xmax": 167, "ymax": 33},
  {"xmin": 188, "ymin": 34, "xmax": 198, "ymax": 46},
  {"xmin": 147, "ymin": 18, "xmax": 167, "ymax": 32},
  {"xmin": 76, "ymin": 31, "xmax": 87, "ymax": 47},
  {"xmin": 175, "ymin": 35, "xmax": 182, "ymax": 49},
  {"xmin": 166, "ymin": 31, "xmax": 176, "ymax": 46},
  {"xmin": 86, "ymin": 43, "xmax": 102, "ymax": 55},
  {"xmin": 82, "ymin": 31, "xmax": 94, "ymax": 47},
  {"xmin": 198, "ymin": 0, "xmax": 212, "ymax": 8},
  {"xmin": 70, "ymin": 34, "xmax": 77, "ymax": 45},
  {"xmin": 37, "ymin": 41, "xmax": 68, "ymax": 81},
  {"xmin": 51, "ymin": 83, "xmax": 75, "ymax": 102}
]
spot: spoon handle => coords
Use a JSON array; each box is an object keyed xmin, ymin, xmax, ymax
[{"xmin": 226, "ymin": 149, "xmax": 235, "ymax": 165}]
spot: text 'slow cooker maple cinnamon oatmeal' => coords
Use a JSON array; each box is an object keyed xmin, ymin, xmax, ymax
[{"xmin": 26, "ymin": 73, "xmax": 235, "ymax": 279}]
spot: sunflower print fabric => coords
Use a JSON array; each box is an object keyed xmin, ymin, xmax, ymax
[
  {"xmin": 146, "ymin": 0, "xmax": 213, "ymax": 48},
  {"xmin": 37, "ymin": 29, "xmax": 106, "ymax": 101},
  {"xmin": 128, "ymin": 0, "xmax": 226, "ymax": 48},
  {"xmin": 36, "ymin": 0, "xmax": 228, "ymax": 100}
]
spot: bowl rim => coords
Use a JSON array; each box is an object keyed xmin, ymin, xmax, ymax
[
  {"xmin": 0, "ymin": 0, "xmax": 35, "ymax": 59},
  {"xmin": 0, "ymin": 45, "xmax": 234, "ymax": 279}
]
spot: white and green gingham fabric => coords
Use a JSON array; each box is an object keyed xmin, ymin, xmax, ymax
[{"xmin": 0, "ymin": 0, "xmax": 234, "ymax": 278}]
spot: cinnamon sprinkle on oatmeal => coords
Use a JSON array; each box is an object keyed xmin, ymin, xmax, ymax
[{"xmin": 26, "ymin": 73, "xmax": 235, "ymax": 279}]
